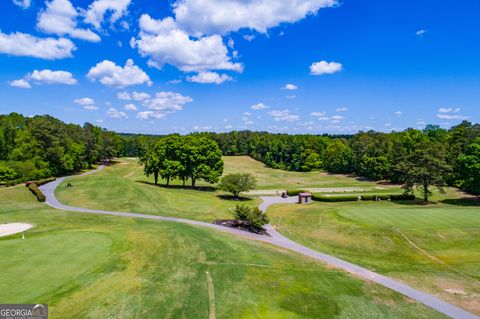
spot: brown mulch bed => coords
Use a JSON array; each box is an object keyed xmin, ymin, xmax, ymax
[{"xmin": 213, "ymin": 220, "xmax": 270, "ymax": 236}]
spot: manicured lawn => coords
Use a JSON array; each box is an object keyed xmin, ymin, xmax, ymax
[
  {"xmin": 268, "ymin": 201, "xmax": 480, "ymax": 315},
  {"xmin": 0, "ymin": 186, "xmax": 446, "ymax": 318},
  {"xmin": 224, "ymin": 155, "xmax": 399, "ymax": 191},
  {"xmin": 56, "ymin": 158, "xmax": 259, "ymax": 222}
]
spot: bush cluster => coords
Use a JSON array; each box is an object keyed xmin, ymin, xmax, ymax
[
  {"xmin": 312, "ymin": 194, "xmax": 360, "ymax": 202},
  {"xmin": 25, "ymin": 177, "xmax": 56, "ymax": 187},
  {"xmin": 27, "ymin": 183, "xmax": 46, "ymax": 202},
  {"xmin": 233, "ymin": 204, "xmax": 269, "ymax": 232},
  {"xmin": 286, "ymin": 189, "xmax": 306, "ymax": 196},
  {"xmin": 310, "ymin": 193, "xmax": 416, "ymax": 202}
]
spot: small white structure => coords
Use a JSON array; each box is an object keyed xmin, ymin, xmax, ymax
[{"xmin": 298, "ymin": 192, "xmax": 312, "ymax": 204}]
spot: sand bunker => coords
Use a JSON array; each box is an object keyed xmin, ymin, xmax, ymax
[{"xmin": 0, "ymin": 223, "xmax": 33, "ymax": 237}]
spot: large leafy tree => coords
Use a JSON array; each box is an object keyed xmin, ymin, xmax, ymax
[
  {"xmin": 219, "ymin": 173, "xmax": 257, "ymax": 198},
  {"xmin": 323, "ymin": 139, "xmax": 354, "ymax": 173},
  {"xmin": 396, "ymin": 140, "xmax": 451, "ymax": 202},
  {"xmin": 457, "ymin": 138, "xmax": 480, "ymax": 194}
]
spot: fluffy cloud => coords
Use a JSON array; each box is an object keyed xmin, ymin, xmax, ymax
[
  {"xmin": 394, "ymin": 111, "xmax": 402, "ymax": 117},
  {"xmin": 138, "ymin": 91, "xmax": 193, "ymax": 120},
  {"xmin": 74, "ymin": 97, "xmax": 94, "ymax": 105},
  {"xmin": 117, "ymin": 91, "xmax": 151, "ymax": 101},
  {"xmin": 124, "ymin": 103, "xmax": 137, "ymax": 111},
  {"xmin": 416, "ymin": 29, "xmax": 427, "ymax": 36},
  {"xmin": 9, "ymin": 79, "xmax": 31, "ymax": 89},
  {"xmin": 268, "ymin": 109, "xmax": 299, "ymax": 122},
  {"xmin": 132, "ymin": 15, "xmax": 242, "ymax": 73},
  {"xmin": 173, "ymin": 0, "xmax": 338, "ymax": 35},
  {"xmin": 87, "ymin": 59, "xmax": 152, "ymax": 88},
  {"xmin": 336, "ymin": 107, "xmax": 348, "ymax": 112},
  {"xmin": 187, "ymin": 71, "xmax": 232, "ymax": 84},
  {"xmin": 30, "ymin": 69, "xmax": 77, "ymax": 84},
  {"xmin": 12, "ymin": 0, "xmax": 31, "ymax": 9},
  {"xmin": 84, "ymin": 0, "xmax": 131, "ymax": 29},
  {"xmin": 311, "ymin": 112, "xmax": 343, "ymax": 122},
  {"xmin": 251, "ymin": 103, "xmax": 270, "ymax": 110},
  {"xmin": 282, "ymin": 83, "xmax": 298, "ymax": 90},
  {"xmin": 74, "ymin": 97, "xmax": 98, "ymax": 110},
  {"xmin": 0, "ymin": 31, "xmax": 75, "ymax": 59},
  {"xmin": 436, "ymin": 107, "xmax": 469, "ymax": 120},
  {"xmin": 37, "ymin": 0, "xmax": 100, "ymax": 42},
  {"xmin": 106, "ymin": 107, "xmax": 127, "ymax": 118},
  {"xmin": 310, "ymin": 60, "xmax": 342, "ymax": 75}
]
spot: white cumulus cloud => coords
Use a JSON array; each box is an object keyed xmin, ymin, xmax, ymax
[
  {"xmin": 9, "ymin": 79, "xmax": 31, "ymax": 89},
  {"xmin": 29, "ymin": 69, "xmax": 77, "ymax": 84},
  {"xmin": 187, "ymin": 71, "xmax": 232, "ymax": 84},
  {"xmin": 268, "ymin": 109, "xmax": 299, "ymax": 122},
  {"xmin": 310, "ymin": 60, "xmax": 342, "ymax": 75},
  {"xmin": 124, "ymin": 103, "xmax": 137, "ymax": 111},
  {"xmin": 106, "ymin": 107, "xmax": 127, "ymax": 119},
  {"xmin": 282, "ymin": 83, "xmax": 298, "ymax": 90},
  {"xmin": 132, "ymin": 15, "xmax": 242, "ymax": 73},
  {"xmin": 87, "ymin": 59, "xmax": 152, "ymax": 88},
  {"xmin": 74, "ymin": 97, "xmax": 95, "ymax": 105},
  {"xmin": 12, "ymin": 0, "xmax": 31, "ymax": 9},
  {"xmin": 84, "ymin": 0, "xmax": 131, "ymax": 30},
  {"xmin": 0, "ymin": 31, "xmax": 75, "ymax": 59},
  {"xmin": 137, "ymin": 91, "xmax": 193, "ymax": 120},
  {"xmin": 37, "ymin": 0, "xmax": 101, "ymax": 42},
  {"xmin": 251, "ymin": 103, "xmax": 270, "ymax": 110},
  {"xmin": 173, "ymin": 0, "xmax": 338, "ymax": 35}
]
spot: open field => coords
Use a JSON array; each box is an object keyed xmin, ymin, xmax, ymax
[
  {"xmin": 268, "ymin": 201, "xmax": 480, "ymax": 315},
  {"xmin": 0, "ymin": 186, "xmax": 447, "ymax": 318},
  {"xmin": 224, "ymin": 156, "xmax": 401, "ymax": 191},
  {"xmin": 56, "ymin": 158, "xmax": 258, "ymax": 222}
]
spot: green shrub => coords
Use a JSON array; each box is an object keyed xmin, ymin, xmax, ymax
[
  {"xmin": 28, "ymin": 183, "xmax": 46, "ymax": 202},
  {"xmin": 389, "ymin": 194, "xmax": 416, "ymax": 201},
  {"xmin": 286, "ymin": 189, "xmax": 306, "ymax": 196},
  {"xmin": 360, "ymin": 194, "xmax": 376, "ymax": 201},
  {"xmin": 25, "ymin": 177, "xmax": 56, "ymax": 187},
  {"xmin": 312, "ymin": 194, "xmax": 360, "ymax": 202},
  {"xmin": 233, "ymin": 204, "xmax": 269, "ymax": 232}
]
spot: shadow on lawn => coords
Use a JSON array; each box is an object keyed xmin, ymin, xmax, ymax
[
  {"xmin": 137, "ymin": 181, "xmax": 217, "ymax": 192},
  {"xmin": 441, "ymin": 198, "xmax": 480, "ymax": 207},
  {"xmin": 216, "ymin": 195, "xmax": 255, "ymax": 202}
]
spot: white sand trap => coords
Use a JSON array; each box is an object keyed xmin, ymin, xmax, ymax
[{"xmin": 0, "ymin": 223, "xmax": 33, "ymax": 237}]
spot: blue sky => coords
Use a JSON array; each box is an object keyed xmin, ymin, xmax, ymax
[{"xmin": 1, "ymin": 0, "xmax": 479, "ymax": 134}]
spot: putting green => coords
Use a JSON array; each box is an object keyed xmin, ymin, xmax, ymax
[{"xmin": 0, "ymin": 231, "xmax": 111, "ymax": 303}]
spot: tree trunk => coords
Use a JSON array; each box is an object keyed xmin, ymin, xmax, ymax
[
  {"xmin": 423, "ymin": 178, "xmax": 429, "ymax": 202},
  {"xmin": 191, "ymin": 176, "xmax": 196, "ymax": 188},
  {"xmin": 154, "ymin": 171, "xmax": 158, "ymax": 185},
  {"xmin": 166, "ymin": 177, "xmax": 170, "ymax": 186},
  {"xmin": 182, "ymin": 178, "xmax": 186, "ymax": 187}
]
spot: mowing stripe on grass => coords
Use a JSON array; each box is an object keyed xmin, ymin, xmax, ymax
[{"xmin": 206, "ymin": 271, "xmax": 216, "ymax": 319}]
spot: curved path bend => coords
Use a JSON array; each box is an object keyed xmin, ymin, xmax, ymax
[{"xmin": 40, "ymin": 167, "xmax": 478, "ymax": 319}]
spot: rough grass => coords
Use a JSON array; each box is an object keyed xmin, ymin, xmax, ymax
[
  {"xmin": 0, "ymin": 186, "xmax": 446, "ymax": 318},
  {"xmin": 268, "ymin": 200, "xmax": 480, "ymax": 315},
  {"xmin": 56, "ymin": 158, "xmax": 259, "ymax": 222},
  {"xmin": 224, "ymin": 156, "xmax": 400, "ymax": 191}
]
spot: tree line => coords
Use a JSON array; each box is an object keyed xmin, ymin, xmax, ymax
[
  {"xmin": 0, "ymin": 113, "xmax": 123, "ymax": 185},
  {"xmin": 2, "ymin": 112, "xmax": 479, "ymax": 199},
  {"xmin": 197, "ymin": 123, "xmax": 480, "ymax": 197}
]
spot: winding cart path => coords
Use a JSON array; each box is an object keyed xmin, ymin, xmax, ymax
[{"xmin": 40, "ymin": 167, "xmax": 479, "ymax": 319}]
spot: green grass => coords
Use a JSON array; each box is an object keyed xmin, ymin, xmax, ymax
[
  {"xmin": 0, "ymin": 186, "xmax": 446, "ymax": 318},
  {"xmin": 224, "ymin": 156, "xmax": 400, "ymax": 191},
  {"xmin": 268, "ymin": 200, "xmax": 480, "ymax": 315},
  {"xmin": 56, "ymin": 158, "xmax": 260, "ymax": 222}
]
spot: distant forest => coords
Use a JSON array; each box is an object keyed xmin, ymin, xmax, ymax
[{"xmin": 1, "ymin": 112, "xmax": 479, "ymax": 194}]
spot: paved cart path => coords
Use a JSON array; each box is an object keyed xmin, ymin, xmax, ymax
[{"xmin": 40, "ymin": 167, "xmax": 479, "ymax": 319}]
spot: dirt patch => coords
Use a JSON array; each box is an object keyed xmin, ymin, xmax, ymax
[{"xmin": 445, "ymin": 289, "xmax": 467, "ymax": 295}]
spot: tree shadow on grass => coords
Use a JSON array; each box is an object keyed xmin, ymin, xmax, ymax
[
  {"xmin": 137, "ymin": 180, "xmax": 217, "ymax": 192},
  {"xmin": 216, "ymin": 194, "xmax": 255, "ymax": 202},
  {"xmin": 440, "ymin": 198, "xmax": 480, "ymax": 207}
]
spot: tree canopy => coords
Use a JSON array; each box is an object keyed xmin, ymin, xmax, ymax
[{"xmin": 218, "ymin": 173, "xmax": 257, "ymax": 198}]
